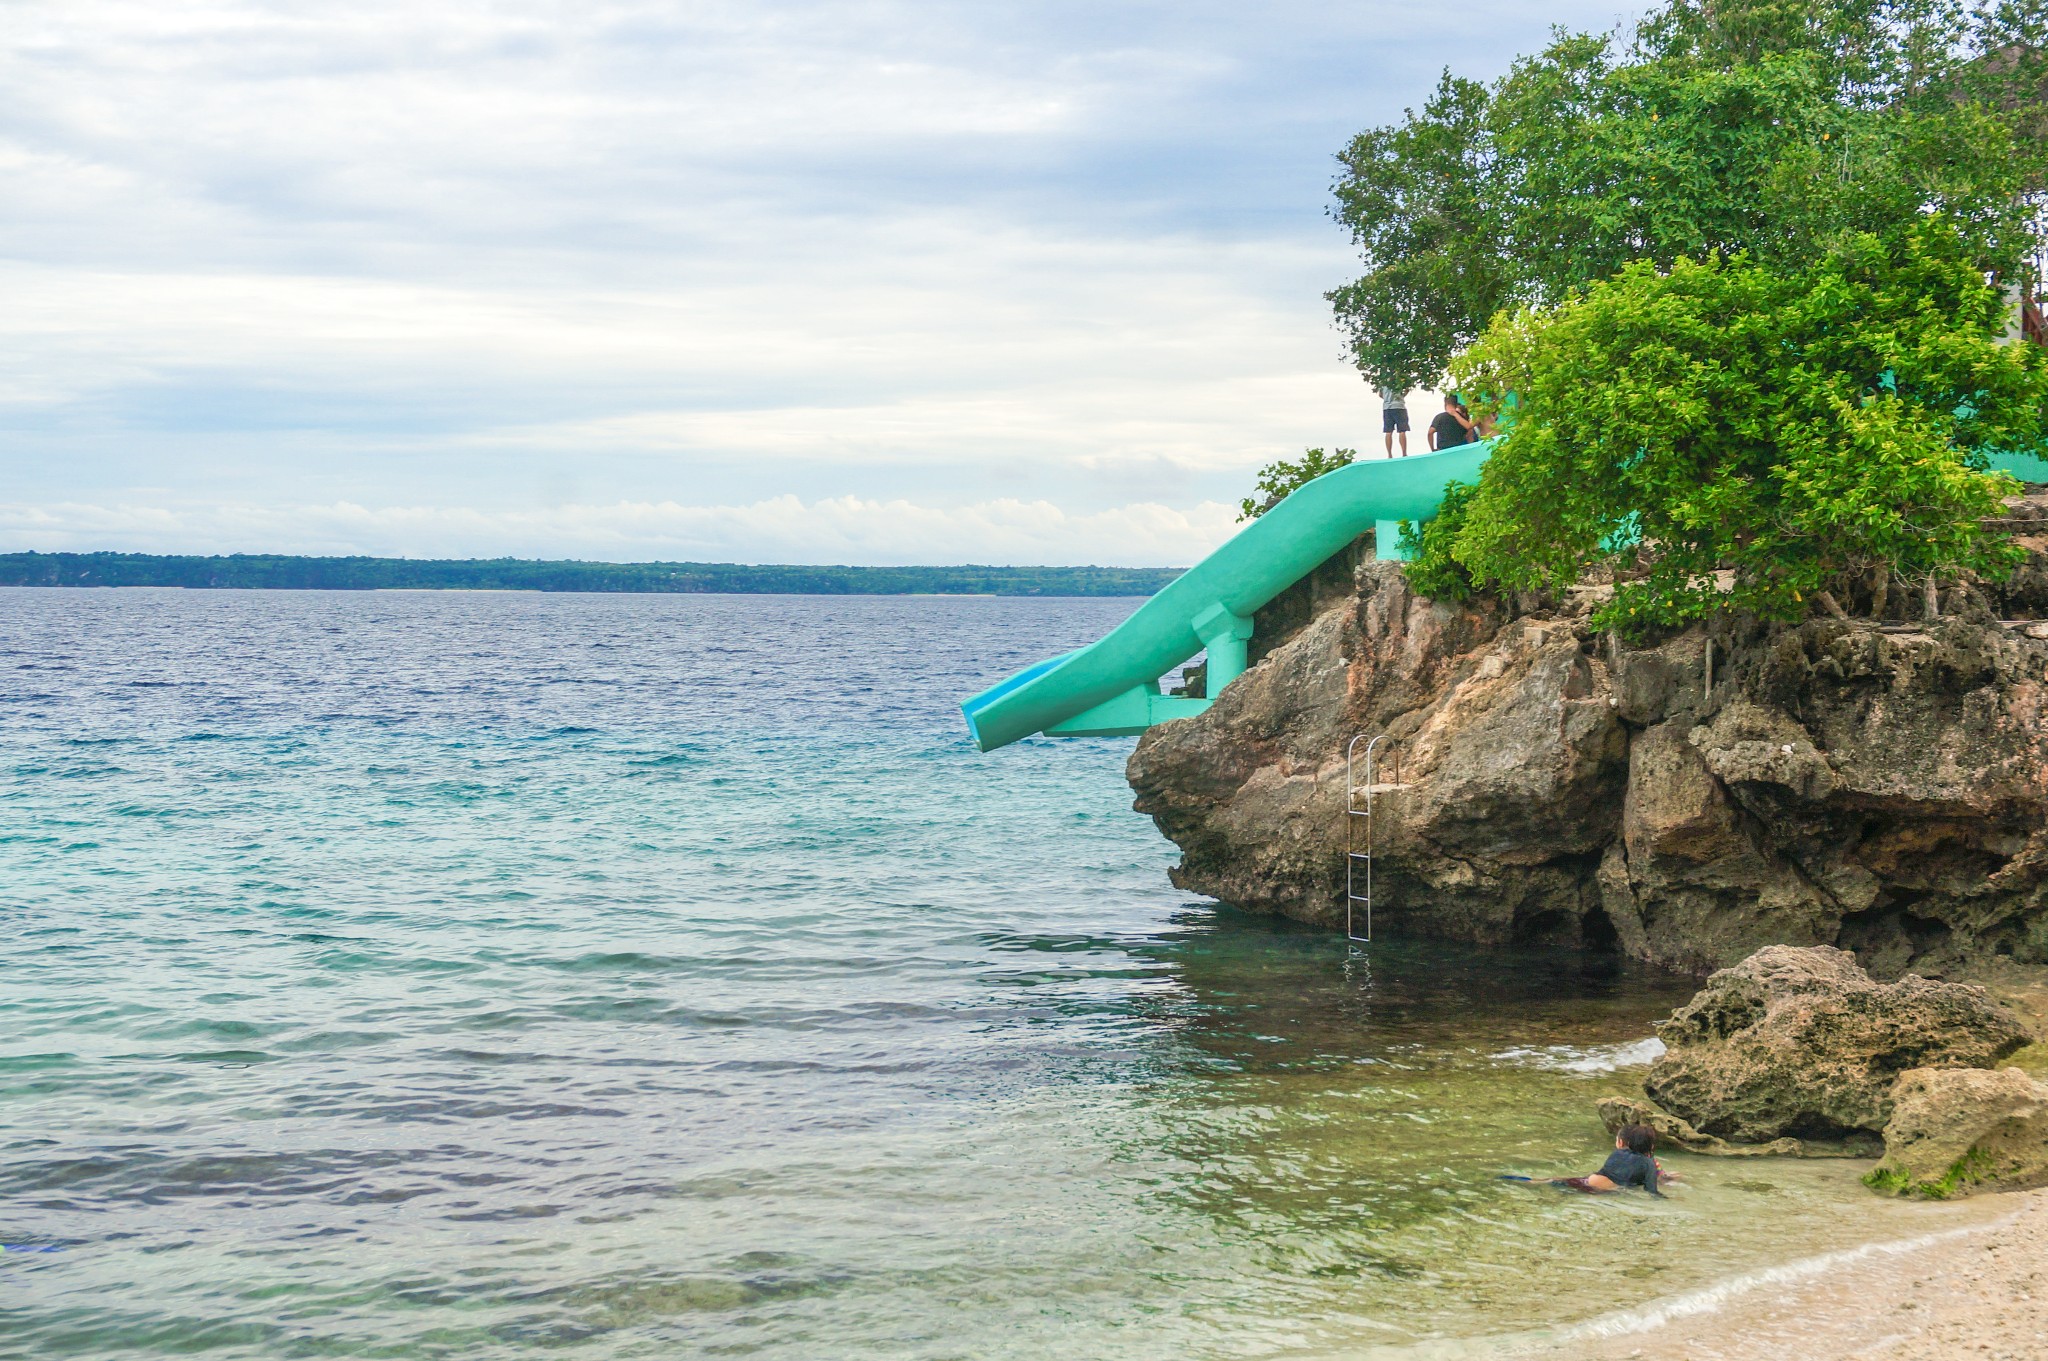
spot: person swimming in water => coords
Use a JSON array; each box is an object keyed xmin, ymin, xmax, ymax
[{"xmin": 1504, "ymin": 1123, "xmax": 1665, "ymax": 1196}]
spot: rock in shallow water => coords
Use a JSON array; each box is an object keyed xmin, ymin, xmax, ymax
[
  {"xmin": 1867, "ymin": 1065, "xmax": 2048, "ymax": 1198},
  {"xmin": 1643, "ymin": 945, "xmax": 2030, "ymax": 1142},
  {"xmin": 1594, "ymin": 1094, "xmax": 1804, "ymax": 1157},
  {"xmin": 1127, "ymin": 530, "xmax": 2048, "ymax": 974}
]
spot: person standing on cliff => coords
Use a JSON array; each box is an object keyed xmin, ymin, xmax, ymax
[
  {"xmin": 1428, "ymin": 394, "xmax": 1476, "ymax": 451},
  {"xmin": 1377, "ymin": 383, "xmax": 1410, "ymax": 457}
]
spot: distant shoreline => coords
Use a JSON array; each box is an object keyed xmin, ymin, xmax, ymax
[{"xmin": 0, "ymin": 552, "xmax": 1185, "ymax": 598}]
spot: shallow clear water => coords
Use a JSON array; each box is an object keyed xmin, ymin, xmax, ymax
[{"xmin": 0, "ymin": 588, "xmax": 1981, "ymax": 1358}]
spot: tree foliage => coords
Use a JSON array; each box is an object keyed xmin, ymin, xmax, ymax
[
  {"xmin": 1238, "ymin": 447, "xmax": 1357, "ymax": 520},
  {"xmin": 1397, "ymin": 479, "xmax": 1480, "ymax": 601},
  {"xmin": 1329, "ymin": 0, "xmax": 2048, "ymax": 392},
  {"xmin": 1424, "ymin": 219, "xmax": 2048, "ymax": 633}
]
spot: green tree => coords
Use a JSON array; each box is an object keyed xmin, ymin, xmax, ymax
[
  {"xmin": 1328, "ymin": 0, "xmax": 2048, "ymax": 390},
  {"xmin": 1326, "ymin": 73, "xmax": 1506, "ymax": 392},
  {"xmin": 1427, "ymin": 218, "xmax": 2048, "ymax": 633},
  {"xmin": 1237, "ymin": 447, "xmax": 1357, "ymax": 521},
  {"xmin": 1396, "ymin": 478, "xmax": 1481, "ymax": 601}
]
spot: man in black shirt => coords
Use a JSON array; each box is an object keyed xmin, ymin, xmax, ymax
[
  {"xmin": 1500, "ymin": 1123, "xmax": 1666, "ymax": 1196},
  {"xmin": 1563, "ymin": 1124, "xmax": 1664, "ymax": 1196},
  {"xmin": 1428, "ymin": 394, "xmax": 1476, "ymax": 451}
]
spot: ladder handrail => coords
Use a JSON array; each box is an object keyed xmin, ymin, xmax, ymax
[{"xmin": 1344, "ymin": 734, "xmax": 1399, "ymax": 943}]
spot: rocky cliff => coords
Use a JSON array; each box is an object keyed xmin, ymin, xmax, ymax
[{"xmin": 1128, "ymin": 491, "xmax": 2048, "ymax": 975}]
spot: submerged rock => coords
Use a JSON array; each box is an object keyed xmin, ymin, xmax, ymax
[
  {"xmin": 1593, "ymin": 1094, "xmax": 1803, "ymax": 1157},
  {"xmin": 1127, "ymin": 499, "xmax": 2048, "ymax": 974},
  {"xmin": 1642, "ymin": 945, "xmax": 2029, "ymax": 1142},
  {"xmin": 1867, "ymin": 1065, "xmax": 2048, "ymax": 1198}
]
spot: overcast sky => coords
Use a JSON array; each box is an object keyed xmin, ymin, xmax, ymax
[{"xmin": 2, "ymin": 0, "xmax": 1631, "ymax": 565}]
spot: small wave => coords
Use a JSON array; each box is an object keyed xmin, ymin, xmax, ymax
[
  {"xmin": 1493, "ymin": 1037, "xmax": 1665, "ymax": 1073},
  {"xmin": 1554, "ymin": 1214, "xmax": 2015, "ymax": 1344},
  {"xmin": 158, "ymin": 1049, "xmax": 273, "ymax": 1066},
  {"xmin": 0, "ymin": 1053, "xmax": 79, "ymax": 1073}
]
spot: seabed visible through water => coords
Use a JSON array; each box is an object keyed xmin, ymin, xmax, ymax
[{"xmin": 0, "ymin": 587, "xmax": 1998, "ymax": 1359}]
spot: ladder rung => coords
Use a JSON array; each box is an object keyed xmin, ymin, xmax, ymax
[
  {"xmin": 1347, "ymin": 893, "xmax": 1372, "ymax": 902},
  {"xmin": 1346, "ymin": 850, "xmax": 1372, "ymax": 859}
]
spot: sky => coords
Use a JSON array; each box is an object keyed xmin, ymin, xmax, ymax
[{"xmin": 1, "ymin": 0, "xmax": 1633, "ymax": 566}]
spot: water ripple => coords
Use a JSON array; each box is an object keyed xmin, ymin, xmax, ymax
[{"xmin": 0, "ymin": 589, "xmax": 1921, "ymax": 1360}]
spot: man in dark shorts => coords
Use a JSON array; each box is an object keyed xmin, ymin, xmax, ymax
[
  {"xmin": 1377, "ymin": 384, "xmax": 1409, "ymax": 457},
  {"xmin": 1428, "ymin": 394, "xmax": 1475, "ymax": 451}
]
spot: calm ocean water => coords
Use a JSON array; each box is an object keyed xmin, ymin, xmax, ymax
[{"xmin": 0, "ymin": 588, "xmax": 1979, "ymax": 1359}]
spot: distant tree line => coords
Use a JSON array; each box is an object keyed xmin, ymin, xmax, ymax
[{"xmin": 0, "ymin": 552, "xmax": 1185, "ymax": 598}]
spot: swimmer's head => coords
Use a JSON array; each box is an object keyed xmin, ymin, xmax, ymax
[{"xmin": 1619, "ymin": 1123, "xmax": 1656, "ymax": 1155}]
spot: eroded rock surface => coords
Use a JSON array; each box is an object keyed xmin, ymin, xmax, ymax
[
  {"xmin": 1640, "ymin": 945, "xmax": 2029, "ymax": 1141},
  {"xmin": 1868, "ymin": 1065, "xmax": 2048, "ymax": 1198},
  {"xmin": 1594, "ymin": 1094, "xmax": 1802, "ymax": 1157},
  {"xmin": 1128, "ymin": 495, "xmax": 2048, "ymax": 974}
]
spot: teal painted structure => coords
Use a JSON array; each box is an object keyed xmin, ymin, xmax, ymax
[
  {"xmin": 961, "ymin": 444, "xmax": 2048, "ymax": 753},
  {"xmin": 961, "ymin": 440, "xmax": 1490, "ymax": 751},
  {"xmin": 1997, "ymin": 450, "xmax": 2048, "ymax": 483}
]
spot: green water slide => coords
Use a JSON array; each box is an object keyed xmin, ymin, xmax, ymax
[
  {"xmin": 960, "ymin": 440, "xmax": 1492, "ymax": 752},
  {"xmin": 962, "ymin": 441, "xmax": 2048, "ymax": 753}
]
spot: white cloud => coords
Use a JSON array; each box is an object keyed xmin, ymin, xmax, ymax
[
  {"xmin": 0, "ymin": 0, "xmax": 1625, "ymax": 562},
  {"xmin": 0, "ymin": 493, "xmax": 1240, "ymax": 566},
  {"xmin": 0, "ymin": 230, "xmax": 1371, "ymax": 510}
]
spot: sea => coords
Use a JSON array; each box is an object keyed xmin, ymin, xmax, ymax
[{"xmin": 0, "ymin": 587, "xmax": 1994, "ymax": 1359}]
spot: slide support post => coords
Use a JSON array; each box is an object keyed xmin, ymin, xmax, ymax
[{"xmin": 1192, "ymin": 603, "xmax": 1255, "ymax": 695}]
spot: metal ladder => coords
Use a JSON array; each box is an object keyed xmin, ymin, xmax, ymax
[{"xmin": 1345, "ymin": 735, "xmax": 1400, "ymax": 943}]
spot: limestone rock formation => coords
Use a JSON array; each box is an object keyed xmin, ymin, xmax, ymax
[
  {"xmin": 1868, "ymin": 1065, "xmax": 2048, "ymax": 1198},
  {"xmin": 1594, "ymin": 1094, "xmax": 1802, "ymax": 1157},
  {"xmin": 1640, "ymin": 945, "xmax": 2029, "ymax": 1141},
  {"xmin": 1127, "ymin": 488, "xmax": 2048, "ymax": 974}
]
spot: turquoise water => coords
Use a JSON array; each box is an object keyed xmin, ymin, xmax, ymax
[{"xmin": 0, "ymin": 588, "xmax": 1967, "ymax": 1358}]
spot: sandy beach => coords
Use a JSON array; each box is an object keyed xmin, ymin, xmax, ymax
[{"xmin": 1537, "ymin": 1187, "xmax": 2048, "ymax": 1360}]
